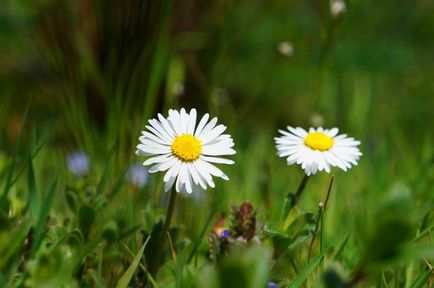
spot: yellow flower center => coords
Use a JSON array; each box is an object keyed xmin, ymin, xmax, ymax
[
  {"xmin": 171, "ymin": 134, "xmax": 202, "ymax": 162},
  {"xmin": 304, "ymin": 132, "xmax": 334, "ymax": 151}
]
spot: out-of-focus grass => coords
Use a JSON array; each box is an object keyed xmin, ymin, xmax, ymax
[{"xmin": 0, "ymin": 0, "xmax": 433, "ymax": 287}]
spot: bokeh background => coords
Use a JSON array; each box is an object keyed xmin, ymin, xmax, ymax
[{"xmin": 0, "ymin": 0, "xmax": 433, "ymax": 287}]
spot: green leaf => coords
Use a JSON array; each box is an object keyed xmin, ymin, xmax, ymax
[
  {"xmin": 116, "ymin": 236, "xmax": 150, "ymax": 288},
  {"xmin": 187, "ymin": 209, "xmax": 216, "ymax": 263},
  {"xmin": 409, "ymin": 268, "xmax": 432, "ymax": 288},
  {"xmin": 32, "ymin": 177, "xmax": 58, "ymax": 255},
  {"xmin": 1, "ymin": 103, "xmax": 29, "ymax": 201},
  {"xmin": 96, "ymin": 145, "xmax": 116, "ymax": 195},
  {"xmin": 286, "ymin": 249, "xmax": 328, "ymax": 288},
  {"xmin": 78, "ymin": 205, "xmax": 95, "ymax": 240},
  {"xmin": 332, "ymin": 233, "xmax": 351, "ymax": 260},
  {"xmin": 27, "ymin": 156, "xmax": 40, "ymax": 224},
  {"xmin": 0, "ymin": 220, "xmax": 32, "ymax": 269}
]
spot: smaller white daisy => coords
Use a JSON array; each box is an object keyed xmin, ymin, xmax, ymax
[
  {"xmin": 136, "ymin": 108, "xmax": 236, "ymax": 194},
  {"xmin": 275, "ymin": 126, "xmax": 362, "ymax": 176}
]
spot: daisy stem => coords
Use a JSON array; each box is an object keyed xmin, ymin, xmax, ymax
[
  {"xmin": 163, "ymin": 186, "xmax": 177, "ymax": 232},
  {"xmin": 149, "ymin": 186, "xmax": 177, "ymax": 278},
  {"xmin": 295, "ymin": 174, "xmax": 310, "ymax": 203}
]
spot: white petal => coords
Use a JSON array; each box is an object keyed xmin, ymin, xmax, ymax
[
  {"xmin": 199, "ymin": 124, "xmax": 227, "ymax": 144},
  {"xmin": 143, "ymin": 154, "xmax": 172, "ymax": 166},
  {"xmin": 194, "ymin": 113, "xmax": 210, "ymax": 136},
  {"xmin": 168, "ymin": 109, "xmax": 182, "ymax": 135},
  {"xmin": 158, "ymin": 113, "xmax": 176, "ymax": 137},
  {"xmin": 197, "ymin": 117, "xmax": 218, "ymax": 138},
  {"xmin": 200, "ymin": 155, "xmax": 234, "ymax": 165},
  {"xmin": 187, "ymin": 108, "xmax": 197, "ymax": 135},
  {"xmin": 164, "ymin": 176, "xmax": 176, "ymax": 191},
  {"xmin": 140, "ymin": 132, "xmax": 170, "ymax": 145},
  {"xmin": 148, "ymin": 119, "xmax": 173, "ymax": 142},
  {"xmin": 149, "ymin": 156, "xmax": 177, "ymax": 173},
  {"xmin": 180, "ymin": 108, "xmax": 188, "ymax": 134},
  {"xmin": 201, "ymin": 144, "xmax": 236, "ymax": 156},
  {"xmin": 288, "ymin": 126, "xmax": 308, "ymax": 138}
]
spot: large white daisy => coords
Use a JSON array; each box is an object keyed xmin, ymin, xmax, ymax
[
  {"xmin": 275, "ymin": 126, "xmax": 362, "ymax": 176},
  {"xmin": 136, "ymin": 108, "xmax": 236, "ymax": 193}
]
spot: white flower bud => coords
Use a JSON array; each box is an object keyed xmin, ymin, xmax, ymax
[{"xmin": 330, "ymin": 0, "xmax": 346, "ymax": 18}]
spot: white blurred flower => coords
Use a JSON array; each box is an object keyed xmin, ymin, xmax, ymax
[
  {"xmin": 66, "ymin": 151, "xmax": 90, "ymax": 176},
  {"xmin": 310, "ymin": 112, "xmax": 325, "ymax": 127},
  {"xmin": 275, "ymin": 126, "xmax": 362, "ymax": 176},
  {"xmin": 330, "ymin": 0, "xmax": 346, "ymax": 18},
  {"xmin": 277, "ymin": 41, "xmax": 294, "ymax": 57},
  {"xmin": 172, "ymin": 82, "xmax": 185, "ymax": 97},
  {"xmin": 136, "ymin": 108, "xmax": 236, "ymax": 194},
  {"xmin": 125, "ymin": 164, "xmax": 149, "ymax": 188}
]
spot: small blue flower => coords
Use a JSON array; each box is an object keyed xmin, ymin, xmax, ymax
[
  {"xmin": 220, "ymin": 229, "xmax": 230, "ymax": 239},
  {"xmin": 267, "ymin": 281, "xmax": 278, "ymax": 288},
  {"xmin": 125, "ymin": 164, "xmax": 149, "ymax": 188},
  {"xmin": 66, "ymin": 151, "xmax": 90, "ymax": 176}
]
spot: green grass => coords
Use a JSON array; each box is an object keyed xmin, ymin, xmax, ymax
[{"xmin": 0, "ymin": 0, "xmax": 433, "ymax": 287}]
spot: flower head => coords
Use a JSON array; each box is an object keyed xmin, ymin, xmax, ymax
[
  {"xmin": 66, "ymin": 151, "xmax": 90, "ymax": 176},
  {"xmin": 275, "ymin": 126, "xmax": 362, "ymax": 176},
  {"xmin": 267, "ymin": 282, "xmax": 278, "ymax": 288},
  {"xmin": 277, "ymin": 41, "xmax": 294, "ymax": 57},
  {"xmin": 220, "ymin": 229, "xmax": 230, "ymax": 239},
  {"xmin": 136, "ymin": 108, "xmax": 236, "ymax": 193},
  {"xmin": 125, "ymin": 164, "xmax": 149, "ymax": 188},
  {"xmin": 330, "ymin": 0, "xmax": 346, "ymax": 17}
]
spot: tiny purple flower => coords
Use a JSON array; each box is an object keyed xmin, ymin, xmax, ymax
[
  {"xmin": 125, "ymin": 164, "xmax": 149, "ymax": 188},
  {"xmin": 267, "ymin": 282, "xmax": 278, "ymax": 288},
  {"xmin": 66, "ymin": 151, "xmax": 90, "ymax": 176},
  {"xmin": 220, "ymin": 229, "xmax": 230, "ymax": 239}
]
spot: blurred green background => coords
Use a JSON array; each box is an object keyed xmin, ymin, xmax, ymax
[{"xmin": 0, "ymin": 0, "xmax": 433, "ymax": 287}]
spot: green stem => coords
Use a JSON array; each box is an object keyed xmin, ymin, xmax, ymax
[
  {"xmin": 149, "ymin": 186, "xmax": 177, "ymax": 279},
  {"xmin": 295, "ymin": 174, "xmax": 310, "ymax": 203},
  {"xmin": 164, "ymin": 186, "xmax": 177, "ymax": 232}
]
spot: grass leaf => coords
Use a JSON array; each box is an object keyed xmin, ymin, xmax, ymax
[
  {"xmin": 409, "ymin": 268, "xmax": 432, "ymax": 288},
  {"xmin": 32, "ymin": 177, "xmax": 58, "ymax": 255},
  {"xmin": 116, "ymin": 236, "xmax": 151, "ymax": 288},
  {"xmin": 286, "ymin": 249, "xmax": 328, "ymax": 288}
]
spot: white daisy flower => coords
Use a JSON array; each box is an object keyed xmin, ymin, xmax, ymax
[
  {"xmin": 275, "ymin": 126, "xmax": 362, "ymax": 176},
  {"xmin": 136, "ymin": 108, "xmax": 236, "ymax": 194}
]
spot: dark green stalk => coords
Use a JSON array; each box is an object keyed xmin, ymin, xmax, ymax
[
  {"xmin": 149, "ymin": 186, "xmax": 177, "ymax": 279},
  {"xmin": 308, "ymin": 176, "xmax": 333, "ymax": 262},
  {"xmin": 164, "ymin": 186, "xmax": 177, "ymax": 233},
  {"xmin": 295, "ymin": 174, "xmax": 310, "ymax": 203}
]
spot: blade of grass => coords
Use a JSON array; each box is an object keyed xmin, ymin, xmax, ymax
[
  {"xmin": 27, "ymin": 156, "xmax": 40, "ymax": 224},
  {"xmin": 96, "ymin": 144, "xmax": 116, "ymax": 195},
  {"xmin": 332, "ymin": 233, "xmax": 351, "ymax": 260},
  {"xmin": 187, "ymin": 209, "xmax": 216, "ymax": 264},
  {"xmin": 31, "ymin": 177, "xmax": 58, "ymax": 255},
  {"xmin": 123, "ymin": 239, "xmax": 160, "ymax": 288},
  {"xmin": 409, "ymin": 267, "xmax": 432, "ymax": 288},
  {"xmin": 1, "ymin": 103, "xmax": 29, "ymax": 201},
  {"xmin": 286, "ymin": 249, "xmax": 328, "ymax": 288},
  {"xmin": 9, "ymin": 139, "xmax": 46, "ymax": 191},
  {"xmin": 142, "ymin": 0, "xmax": 174, "ymax": 120},
  {"xmin": 116, "ymin": 236, "xmax": 151, "ymax": 288}
]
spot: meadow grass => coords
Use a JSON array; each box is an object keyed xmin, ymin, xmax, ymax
[{"xmin": 0, "ymin": 1, "xmax": 433, "ymax": 287}]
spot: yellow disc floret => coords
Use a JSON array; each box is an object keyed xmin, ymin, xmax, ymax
[
  {"xmin": 304, "ymin": 132, "xmax": 334, "ymax": 151},
  {"xmin": 171, "ymin": 134, "xmax": 202, "ymax": 162}
]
